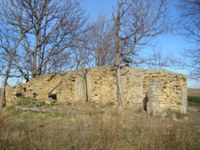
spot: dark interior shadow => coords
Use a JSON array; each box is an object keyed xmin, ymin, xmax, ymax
[{"xmin": 143, "ymin": 93, "xmax": 148, "ymax": 111}]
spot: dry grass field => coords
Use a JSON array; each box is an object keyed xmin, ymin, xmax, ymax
[{"xmin": 0, "ymin": 97, "xmax": 200, "ymax": 150}]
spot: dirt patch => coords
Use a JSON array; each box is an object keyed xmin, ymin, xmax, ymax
[{"xmin": 188, "ymin": 88, "xmax": 200, "ymax": 96}]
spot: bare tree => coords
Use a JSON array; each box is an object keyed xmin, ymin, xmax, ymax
[
  {"xmin": 114, "ymin": 0, "xmax": 124, "ymax": 106},
  {"xmin": 178, "ymin": 0, "xmax": 200, "ymax": 79},
  {"xmin": 88, "ymin": 15, "xmax": 115, "ymax": 66},
  {"xmin": 69, "ymin": 15, "xmax": 115, "ymax": 69},
  {"xmin": 0, "ymin": 0, "xmax": 87, "ymax": 108},
  {"xmin": 0, "ymin": 13, "xmax": 40, "ymax": 108},
  {"xmin": 0, "ymin": 43, "xmax": 18, "ymax": 108},
  {"xmin": 70, "ymin": 45, "xmax": 92, "ymax": 70},
  {"xmin": 1, "ymin": 0, "xmax": 87, "ymax": 81},
  {"xmin": 113, "ymin": 0, "xmax": 169, "ymax": 106},
  {"xmin": 142, "ymin": 49, "xmax": 182, "ymax": 70}
]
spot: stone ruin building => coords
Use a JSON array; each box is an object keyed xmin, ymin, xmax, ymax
[{"xmin": 6, "ymin": 66, "xmax": 188, "ymax": 116}]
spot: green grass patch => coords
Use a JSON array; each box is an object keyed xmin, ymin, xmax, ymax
[
  {"xmin": 188, "ymin": 96, "xmax": 200, "ymax": 105},
  {"xmin": 6, "ymin": 97, "xmax": 67, "ymax": 119},
  {"xmin": 10, "ymin": 110, "xmax": 21, "ymax": 117},
  {"xmin": 15, "ymin": 97, "xmax": 46, "ymax": 107}
]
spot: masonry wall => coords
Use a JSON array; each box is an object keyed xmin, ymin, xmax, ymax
[{"xmin": 6, "ymin": 66, "xmax": 187, "ymax": 115}]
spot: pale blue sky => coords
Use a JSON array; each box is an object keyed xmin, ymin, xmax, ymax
[
  {"xmin": 82, "ymin": 0, "xmax": 199, "ymax": 88},
  {"xmin": 82, "ymin": 0, "xmax": 190, "ymax": 57},
  {"xmin": 0, "ymin": 0, "xmax": 199, "ymax": 88},
  {"xmin": 82, "ymin": 0, "xmax": 116, "ymax": 20}
]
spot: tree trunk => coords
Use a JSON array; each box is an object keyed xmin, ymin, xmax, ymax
[
  {"xmin": 116, "ymin": 66, "xmax": 124, "ymax": 106},
  {"xmin": 0, "ymin": 50, "xmax": 16, "ymax": 108},
  {"xmin": 0, "ymin": 33, "xmax": 26, "ymax": 108},
  {"xmin": 0, "ymin": 72, "xmax": 9, "ymax": 108},
  {"xmin": 115, "ymin": 0, "xmax": 124, "ymax": 107},
  {"xmin": 83, "ymin": 69, "xmax": 89, "ymax": 103}
]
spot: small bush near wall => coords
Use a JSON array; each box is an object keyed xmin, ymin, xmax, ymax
[{"xmin": 188, "ymin": 96, "xmax": 200, "ymax": 105}]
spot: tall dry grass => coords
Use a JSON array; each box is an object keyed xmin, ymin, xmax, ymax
[{"xmin": 0, "ymin": 106, "xmax": 200, "ymax": 150}]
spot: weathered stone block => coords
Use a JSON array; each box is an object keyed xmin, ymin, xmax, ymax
[{"xmin": 5, "ymin": 66, "xmax": 187, "ymax": 116}]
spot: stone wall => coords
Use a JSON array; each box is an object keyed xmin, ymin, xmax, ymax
[{"xmin": 6, "ymin": 66, "xmax": 187, "ymax": 115}]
